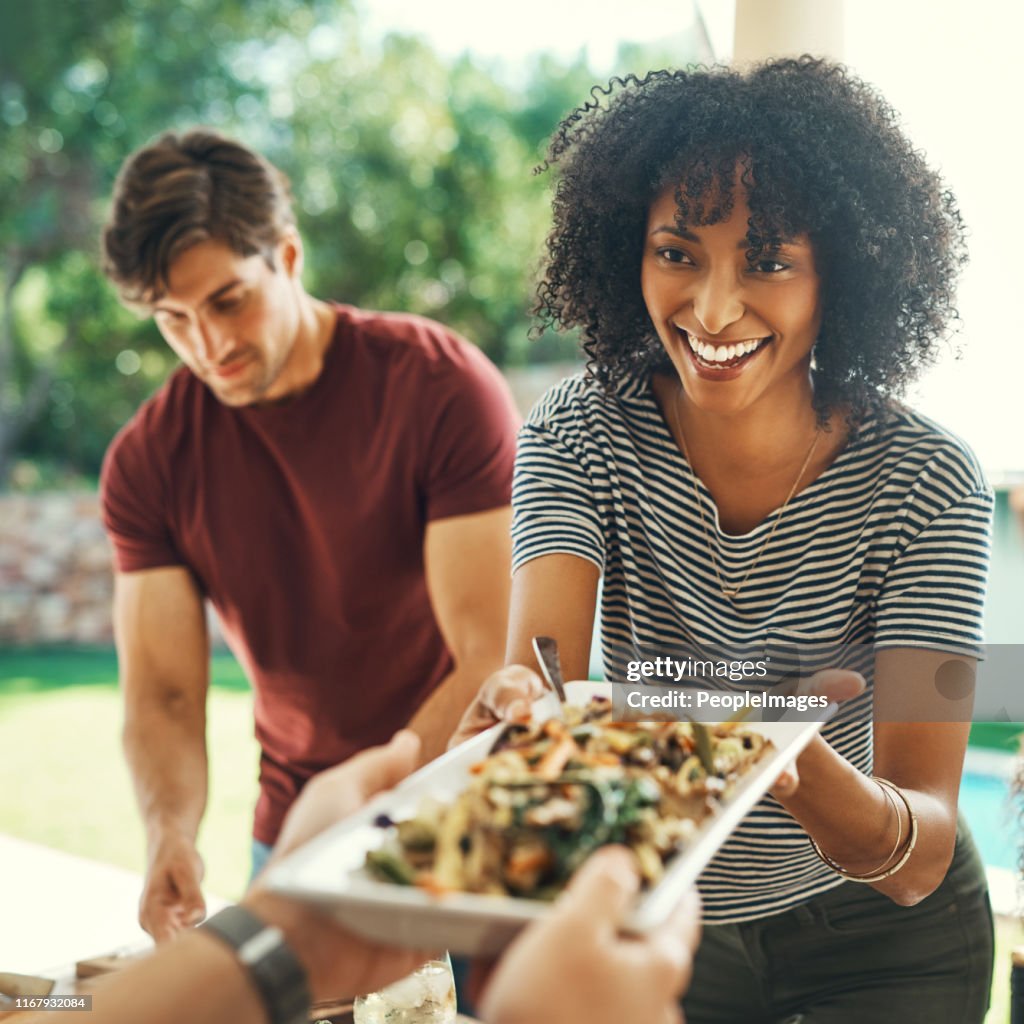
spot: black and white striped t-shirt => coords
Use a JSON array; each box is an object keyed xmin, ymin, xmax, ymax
[{"xmin": 511, "ymin": 372, "xmax": 993, "ymax": 923}]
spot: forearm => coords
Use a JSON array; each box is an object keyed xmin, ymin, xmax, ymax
[
  {"xmin": 123, "ymin": 699, "xmax": 208, "ymax": 844},
  {"xmin": 419, "ymin": 507, "xmax": 513, "ymax": 761},
  {"xmin": 14, "ymin": 896, "xmax": 329, "ymax": 1024},
  {"xmin": 17, "ymin": 929, "xmax": 266, "ymax": 1024},
  {"xmin": 406, "ymin": 658, "xmax": 504, "ymax": 762},
  {"xmin": 15, "ymin": 884, "xmax": 408, "ymax": 1024},
  {"xmin": 114, "ymin": 568, "xmax": 212, "ymax": 845},
  {"xmin": 779, "ymin": 735, "xmax": 957, "ymax": 904}
]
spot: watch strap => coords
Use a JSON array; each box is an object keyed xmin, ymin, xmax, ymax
[{"xmin": 201, "ymin": 904, "xmax": 310, "ymax": 1024}]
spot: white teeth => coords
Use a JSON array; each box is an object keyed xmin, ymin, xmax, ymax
[{"xmin": 682, "ymin": 331, "xmax": 767, "ymax": 365}]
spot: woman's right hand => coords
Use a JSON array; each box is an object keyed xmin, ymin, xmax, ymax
[
  {"xmin": 447, "ymin": 665, "xmax": 547, "ymax": 749},
  {"xmin": 480, "ymin": 846, "xmax": 700, "ymax": 1024},
  {"xmin": 770, "ymin": 668, "xmax": 866, "ymax": 798}
]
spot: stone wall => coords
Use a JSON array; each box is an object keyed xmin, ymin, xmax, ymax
[
  {"xmin": 0, "ymin": 492, "xmax": 115, "ymax": 644},
  {"xmin": 0, "ymin": 489, "xmax": 232, "ymax": 648}
]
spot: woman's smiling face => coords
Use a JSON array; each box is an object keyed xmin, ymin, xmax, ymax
[{"xmin": 641, "ymin": 181, "xmax": 823, "ymax": 418}]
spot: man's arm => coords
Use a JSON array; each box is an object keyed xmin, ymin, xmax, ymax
[
  {"xmin": 405, "ymin": 506, "xmax": 512, "ymax": 761},
  {"xmin": 114, "ymin": 567, "xmax": 211, "ymax": 941}
]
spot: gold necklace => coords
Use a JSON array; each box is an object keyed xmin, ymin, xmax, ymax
[{"xmin": 669, "ymin": 391, "xmax": 820, "ymax": 600}]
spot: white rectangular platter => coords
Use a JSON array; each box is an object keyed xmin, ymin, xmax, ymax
[{"xmin": 263, "ymin": 681, "xmax": 834, "ymax": 956}]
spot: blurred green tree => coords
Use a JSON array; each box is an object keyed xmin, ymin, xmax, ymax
[
  {"xmin": 281, "ymin": 38, "xmax": 596, "ymax": 368},
  {"xmin": 0, "ymin": 1, "xmax": 698, "ymax": 488},
  {"xmin": 0, "ymin": 0, "xmax": 339, "ymax": 486}
]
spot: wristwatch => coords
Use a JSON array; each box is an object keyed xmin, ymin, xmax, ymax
[{"xmin": 200, "ymin": 904, "xmax": 311, "ymax": 1024}]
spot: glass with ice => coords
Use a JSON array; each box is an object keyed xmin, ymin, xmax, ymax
[{"xmin": 352, "ymin": 956, "xmax": 456, "ymax": 1024}]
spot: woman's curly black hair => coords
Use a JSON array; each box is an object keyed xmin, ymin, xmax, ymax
[{"xmin": 533, "ymin": 56, "xmax": 967, "ymax": 422}]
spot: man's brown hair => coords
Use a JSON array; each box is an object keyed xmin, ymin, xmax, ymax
[{"xmin": 102, "ymin": 129, "xmax": 296, "ymax": 305}]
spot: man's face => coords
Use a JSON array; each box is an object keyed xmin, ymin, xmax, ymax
[{"xmin": 151, "ymin": 237, "xmax": 303, "ymax": 406}]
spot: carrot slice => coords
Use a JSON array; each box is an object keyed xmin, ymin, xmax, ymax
[{"xmin": 534, "ymin": 733, "xmax": 578, "ymax": 780}]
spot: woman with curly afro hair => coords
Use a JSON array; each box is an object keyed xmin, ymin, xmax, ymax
[{"xmin": 506, "ymin": 57, "xmax": 994, "ymax": 1021}]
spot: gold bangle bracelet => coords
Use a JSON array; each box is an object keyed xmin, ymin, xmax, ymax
[
  {"xmin": 810, "ymin": 778, "xmax": 900, "ymax": 880},
  {"xmin": 809, "ymin": 776, "xmax": 919, "ymax": 884},
  {"xmin": 873, "ymin": 780, "xmax": 904, "ymax": 872}
]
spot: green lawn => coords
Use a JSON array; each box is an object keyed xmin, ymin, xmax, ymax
[
  {"xmin": 0, "ymin": 646, "xmax": 258, "ymax": 902},
  {"xmin": 1, "ymin": 646, "xmax": 1021, "ymax": 1019}
]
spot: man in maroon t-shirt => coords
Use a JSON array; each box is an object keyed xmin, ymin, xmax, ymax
[{"xmin": 99, "ymin": 130, "xmax": 519, "ymax": 943}]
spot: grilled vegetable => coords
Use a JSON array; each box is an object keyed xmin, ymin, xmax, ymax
[{"xmin": 365, "ymin": 698, "xmax": 772, "ymax": 898}]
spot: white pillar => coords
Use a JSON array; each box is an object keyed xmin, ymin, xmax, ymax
[{"xmin": 732, "ymin": 0, "xmax": 845, "ymax": 63}]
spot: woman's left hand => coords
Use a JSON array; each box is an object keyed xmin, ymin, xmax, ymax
[{"xmin": 770, "ymin": 669, "xmax": 865, "ymax": 798}]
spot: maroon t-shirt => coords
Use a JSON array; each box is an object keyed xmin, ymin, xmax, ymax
[{"xmin": 101, "ymin": 305, "xmax": 519, "ymax": 844}]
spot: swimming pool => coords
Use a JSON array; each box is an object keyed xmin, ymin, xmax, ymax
[{"xmin": 960, "ymin": 753, "xmax": 1019, "ymax": 872}]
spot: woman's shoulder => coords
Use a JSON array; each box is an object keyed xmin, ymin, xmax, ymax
[
  {"xmin": 858, "ymin": 404, "xmax": 990, "ymax": 500},
  {"xmin": 524, "ymin": 370, "xmax": 649, "ymax": 434}
]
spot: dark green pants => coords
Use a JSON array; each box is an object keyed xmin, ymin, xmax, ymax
[{"xmin": 683, "ymin": 819, "xmax": 994, "ymax": 1024}]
